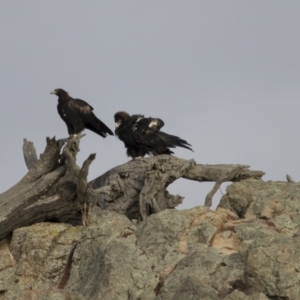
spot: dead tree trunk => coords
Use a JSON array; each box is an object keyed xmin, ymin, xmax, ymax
[
  {"xmin": 0, "ymin": 137, "xmax": 264, "ymax": 239},
  {"xmin": 0, "ymin": 135, "xmax": 95, "ymax": 240}
]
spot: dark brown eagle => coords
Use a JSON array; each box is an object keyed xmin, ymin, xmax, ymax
[
  {"xmin": 51, "ymin": 88, "xmax": 114, "ymax": 137},
  {"xmin": 114, "ymin": 111, "xmax": 193, "ymax": 159}
]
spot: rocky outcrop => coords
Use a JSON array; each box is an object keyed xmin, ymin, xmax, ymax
[{"xmin": 0, "ymin": 179, "xmax": 300, "ymax": 299}]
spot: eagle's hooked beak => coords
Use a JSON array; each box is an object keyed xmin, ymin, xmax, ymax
[
  {"xmin": 115, "ymin": 121, "xmax": 122, "ymax": 128},
  {"xmin": 50, "ymin": 90, "xmax": 56, "ymax": 95}
]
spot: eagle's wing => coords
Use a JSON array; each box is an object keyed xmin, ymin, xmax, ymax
[
  {"xmin": 134, "ymin": 116, "xmax": 193, "ymax": 152},
  {"xmin": 156, "ymin": 132, "xmax": 193, "ymax": 151},
  {"xmin": 126, "ymin": 115, "xmax": 145, "ymax": 142},
  {"xmin": 68, "ymin": 99, "xmax": 113, "ymax": 137},
  {"xmin": 68, "ymin": 99, "xmax": 94, "ymax": 113},
  {"xmin": 136, "ymin": 117, "xmax": 164, "ymax": 132},
  {"xmin": 133, "ymin": 117, "xmax": 167, "ymax": 147}
]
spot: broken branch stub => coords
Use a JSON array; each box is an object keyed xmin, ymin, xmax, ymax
[{"xmin": 23, "ymin": 138, "xmax": 38, "ymax": 170}]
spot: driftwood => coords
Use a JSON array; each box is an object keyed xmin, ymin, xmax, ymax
[
  {"xmin": 90, "ymin": 157, "xmax": 264, "ymax": 220},
  {"xmin": 0, "ymin": 135, "xmax": 93, "ymax": 240},
  {"xmin": 0, "ymin": 137, "xmax": 265, "ymax": 239}
]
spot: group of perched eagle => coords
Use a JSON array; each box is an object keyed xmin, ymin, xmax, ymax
[{"xmin": 51, "ymin": 88, "xmax": 193, "ymax": 159}]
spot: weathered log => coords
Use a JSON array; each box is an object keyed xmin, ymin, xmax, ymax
[
  {"xmin": 90, "ymin": 156, "xmax": 265, "ymax": 220},
  {"xmin": 0, "ymin": 136, "xmax": 265, "ymax": 239},
  {"xmin": 0, "ymin": 135, "xmax": 94, "ymax": 240}
]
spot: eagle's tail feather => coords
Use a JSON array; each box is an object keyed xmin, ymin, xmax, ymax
[
  {"xmin": 85, "ymin": 115, "xmax": 114, "ymax": 138},
  {"xmin": 158, "ymin": 132, "xmax": 193, "ymax": 152}
]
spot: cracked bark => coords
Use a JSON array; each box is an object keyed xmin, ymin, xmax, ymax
[
  {"xmin": 90, "ymin": 156, "xmax": 264, "ymax": 220},
  {"xmin": 0, "ymin": 135, "xmax": 95, "ymax": 240},
  {"xmin": 0, "ymin": 136, "xmax": 265, "ymax": 239}
]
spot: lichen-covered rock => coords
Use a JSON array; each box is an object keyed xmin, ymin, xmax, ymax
[
  {"xmin": 4, "ymin": 289, "xmax": 85, "ymax": 300},
  {"xmin": 0, "ymin": 206, "xmax": 241, "ymax": 299},
  {"xmin": 155, "ymin": 249, "xmax": 244, "ymax": 299},
  {"xmin": 219, "ymin": 180, "xmax": 300, "ymax": 219},
  {"xmin": 270, "ymin": 213, "xmax": 300, "ymax": 236},
  {"xmin": 245, "ymin": 235, "xmax": 300, "ymax": 298},
  {"xmin": 1, "ymin": 179, "xmax": 300, "ymax": 299},
  {"xmin": 223, "ymin": 290, "xmax": 269, "ymax": 300}
]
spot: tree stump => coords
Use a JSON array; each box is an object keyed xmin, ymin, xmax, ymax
[{"xmin": 0, "ymin": 135, "xmax": 94, "ymax": 240}]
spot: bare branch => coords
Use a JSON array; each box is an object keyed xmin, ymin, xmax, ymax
[
  {"xmin": 91, "ymin": 156, "xmax": 264, "ymax": 219},
  {"xmin": 77, "ymin": 153, "xmax": 96, "ymax": 204},
  {"xmin": 204, "ymin": 165, "xmax": 246, "ymax": 207},
  {"xmin": 23, "ymin": 139, "xmax": 38, "ymax": 170}
]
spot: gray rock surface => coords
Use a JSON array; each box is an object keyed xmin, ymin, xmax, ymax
[
  {"xmin": 1, "ymin": 179, "xmax": 300, "ymax": 299},
  {"xmin": 219, "ymin": 180, "xmax": 300, "ymax": 219}
]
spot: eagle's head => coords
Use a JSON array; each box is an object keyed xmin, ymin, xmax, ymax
[
  {"xmin": 114, "ymin": 111, "xmax": 130, "ymax": 128},
  {"xmin": 50, "ymin": 88, "xmax": 69, "ymax": 97}
]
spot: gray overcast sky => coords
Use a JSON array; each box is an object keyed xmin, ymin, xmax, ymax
[{"xmin": 1, "ymin": 1, "xmax": 300, "ymax": 209}]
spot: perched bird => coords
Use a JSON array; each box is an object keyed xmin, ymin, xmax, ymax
[
  {"xmin": 51, "ymin": 88, "xmax": 114, "ymax": 137},
  {"xmin": 114, "ymin": 111, "xmax": 193, "ymax": 159}
]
